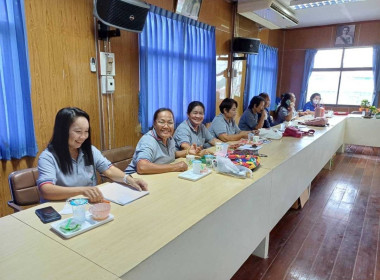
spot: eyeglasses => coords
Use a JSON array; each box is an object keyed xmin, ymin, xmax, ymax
[{"xmin": 156, "ymin": 120, "xmax": 174, "ymax": 126}]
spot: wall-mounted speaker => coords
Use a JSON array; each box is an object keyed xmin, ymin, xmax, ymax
[
  {"xmin": 94, "ymin": 0, "xmax": 150, "ymax": 33},
  {"xmin": 232, "ymin": 37, "xmax": 261, "ymax": 54}
]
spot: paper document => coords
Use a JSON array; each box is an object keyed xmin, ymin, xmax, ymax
[{"xmin": 100, "ymin": 183, "xmax": 149, "ymax": 205}]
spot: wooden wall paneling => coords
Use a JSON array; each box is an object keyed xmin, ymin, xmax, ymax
[
  {"xmin": 279, "ymin": 50, "xmax": 305, "ymax": 103},
  {"xmin": 355, "ymin": 21, "xmax": 380, "ymax": 46},
  {"xmin": 284, "ymin": 26, "xmax": 335, "ymax": 50}
]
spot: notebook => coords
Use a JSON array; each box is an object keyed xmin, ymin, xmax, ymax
[
  {"xmin": 178, "ymin": 169, "xmax": 212, "ymax": 181},
  {"xmin": 99, "ymin": 183, "xmax": 149, "ymax": 205}
]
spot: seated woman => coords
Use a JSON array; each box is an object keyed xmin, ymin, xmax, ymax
[
  {"xmin": 258, "ymin": 92, "xmax": 274, "ymax": 128},
  {"xmin": 303, "ymin": 92, "xmax": 321, "ymax": 112},
  {"xmin": 238, "ymin": 96, "xmax": 266, "ymax": 131},
  {"xmin": 274, "ymin": 92, "xmax": 297, "ymax": 125},
  {"xmin": 37, "ymin": 107, "xmax": 148, "ymax": 203},
  {"xmin": 174, "ymin": 101, "xmax": 217, "ymax": 154},
  {"xmin": 209, "ymin": 98, "xmax": 250, "ymax": 141},
  {"xmin": 125, "ymin": 108, "xmax": 189, "ymax": 175}
]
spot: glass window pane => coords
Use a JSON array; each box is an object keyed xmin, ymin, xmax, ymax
[
  {"xmin": 343, "ymin": 48, "xmax": 373, "ymax": 68},
  {"xmin": 313, "ymin": 49, "xmax": 343, "ymax": 68},
  {"xmin": 337, "ymin": 71, "xmax": 374, "ymax": 105},
  {"xmin": 307, "ymin": 71, "xmax": 340, "ymax": 105}
]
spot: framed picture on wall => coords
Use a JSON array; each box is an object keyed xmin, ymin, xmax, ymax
[
  {"xmin": 175, "ymin": 0, "xmax": 202, "ymax": 20},
  {"xmin": 335, "ymin": 24, "xmax": 355, "ymax": 46}
]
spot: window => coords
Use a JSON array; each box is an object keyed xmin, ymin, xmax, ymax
[{"xmin": 307, "ymin": 47, "xmax": 373, "ymax": 105}]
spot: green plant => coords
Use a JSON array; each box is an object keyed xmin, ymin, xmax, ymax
[
  {"xmin": 369, "ymin": 105, "xmax": 378, "ymax": 114},
  {"xmin": 361, "ymin": 99, "xmax": 370, "ymax": 108}
]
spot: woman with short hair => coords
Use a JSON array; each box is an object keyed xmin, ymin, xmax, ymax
[{"xmin": 238, "ymin": 96, "xmax": 266, "ymax": 131}]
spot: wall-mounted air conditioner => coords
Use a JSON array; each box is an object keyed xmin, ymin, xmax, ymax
[{"xmin": 238, "ymin": 0, "xmax": 299, "ymax": 29}]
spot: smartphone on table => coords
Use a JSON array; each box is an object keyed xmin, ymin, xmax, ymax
[{"xmin": 35, "ymin": 206, "xmax": 61, "ymax": 223}]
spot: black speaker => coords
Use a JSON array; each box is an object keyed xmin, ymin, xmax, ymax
[
  {"xmin": 94, "ymin": 0, "xmax": 150, "ymax": 33},
  {"xmin": 232, "ymin": 37, "xmax": 261, "ymax": 54}
]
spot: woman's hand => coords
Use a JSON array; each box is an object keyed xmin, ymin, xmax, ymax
[
  {"xmin": 125, "ymin": 177, "xmax": 148, "ymax": 192},
  {"xmin": 174, "ymin": 161, "xmax": 188, "ymax": 172},
  {"xmin": 188, "ymin": 143, "xmax": 203, "ymax": 155},
  {"xmin": 81, "ymin": 186, "xmax": 103, "ymax": 203}
]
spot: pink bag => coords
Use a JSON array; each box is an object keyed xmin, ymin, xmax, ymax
[
  {"xmin": 302, "ymin": 117, "xmax": 329, "ymax": 127},
  {"xmin": 283, "ymin": 126, "xmax": 315, "ymax": 138}
]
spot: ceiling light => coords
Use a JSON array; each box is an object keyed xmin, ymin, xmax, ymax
[{"xmin": 289, "ymin": 0, "xmax": 366, "ymax": 10}]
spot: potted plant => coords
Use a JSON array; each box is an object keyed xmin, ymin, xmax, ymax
[
  {"xmin": 360, "ymin": 99, "xmax": 370, "ymax": 112},
  {"xmin": 369, "ymin": 106, "xmax": 378, "ymax": 117}
]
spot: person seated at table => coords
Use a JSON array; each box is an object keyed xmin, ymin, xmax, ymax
[
  {"xmin": 37, "ymin": 107, "xmax": 148, "ymax": 203},
  {"xmin": 303, "ymin": 92, "xmax": 321, "ymax": 112},
  {"xmin": 125, "ymin": 108, "xmax": 189, "ymax": 175},
  {"xmin": 238, "ymin": 96, "xmax": 266, "ymax": 131},
  {"xmin": 209, "ymin": 98, "xmax": 251, "ymax": 141},
  {"xmin": 258, "ymin": 92, "xmax": 274, "ymax": 128},
  {"xmin": 274, "ymin": 92, "xmax": 297, "ymax": 125},
  {"xmin": 174, "ymin": 101, "xmax": 217, "ymax": 155}
]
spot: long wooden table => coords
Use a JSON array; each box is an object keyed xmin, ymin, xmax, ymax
[{"xmin": 4, "ymin": 115, "xmax": 378, "ymax": 279}]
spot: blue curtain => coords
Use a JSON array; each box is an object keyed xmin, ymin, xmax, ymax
[
  {"xmin": 139, "ymin": 6, "xmax": 216, "ymax": 133},
  {"xmin": 372, "ymin": 45, "xmax": 380, "ymax": 106},
  {"xmin": 244, "ymin": 44, "xmax": 278, "ymax": 110},
  {"xmin": 299, "ymin": 49, "xmax": 317, "ymax": 110},
  {"xmin": 0, "ymin": 0, "xmax": 38, "ymax": 160}
]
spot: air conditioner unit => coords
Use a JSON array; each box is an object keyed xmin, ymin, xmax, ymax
[{"xmin": 238, "ymin": 0, "xmax": 299, "ymax": 29}]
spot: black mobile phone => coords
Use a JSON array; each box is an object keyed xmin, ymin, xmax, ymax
[{"xmin": 35, "ymin": 206, "xmax": 61, "ymax": 224}]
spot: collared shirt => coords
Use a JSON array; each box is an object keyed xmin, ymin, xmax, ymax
[
  {"xmin": 174, "ymin": 119, "xmax": 214, "ymax": 149},
  {"xmin": 275, "ymin": 106, "xmax": 294, "ymax": 125},
  {"xmin": 37, "ymin": 146, "xmax": 111, "ymax": 188},
  {"xmin": 125, "ymin": 129, "xmax": 176, "ymax": 174},
  {"xmin": 303, "ymin": 101, "xmax": 316, "ymax": 112},
  {"xmin": 238, "ymin": 108, "xmax": 258, "ymax": 131},
  {"xmin": 209, "ymin": 113, "xmax": 241, "ymax": 138},
  {"xmin": 258, "ymin": 108, "xmax": 274, "ymax": 128}
]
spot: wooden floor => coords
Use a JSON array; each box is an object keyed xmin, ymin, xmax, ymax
[{"xmin": 232, "ymin": 145, "xmax": 380, "ymax": 280}]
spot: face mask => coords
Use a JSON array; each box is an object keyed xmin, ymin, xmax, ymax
[
  {"xmin": 312, "ymin": 99, "xmax": 319, "ymax": 105},
  {"xmin": 286, "ymin": 99, "xmax": 291, "ymax": 106}
]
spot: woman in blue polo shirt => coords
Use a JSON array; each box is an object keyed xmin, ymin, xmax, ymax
[
  {"xmin": 303, "ymin": 93, "xmax": 321, "ymax": 112},
  {"xmin": 125, "ymin": 108, "xmax": 189, "ymax": 175},
  {"xmin": 37, "ymin": 107, "xmax": 148, "ymax": 203},
  {"xmin": 174, "ymin": 101, "xmax": 217, "ymax": 155}
]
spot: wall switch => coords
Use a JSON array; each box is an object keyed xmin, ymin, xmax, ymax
[
  {"xmin": 99, "ymin": 52, "xmax": 115, "ymax": 76},
  {"xmin": 90, "ymin": 57, "xmax": 96, "ymax": 72},
  {"xmin": 106, "ymin": 76, "xmax": 115, "ymax": 93}
]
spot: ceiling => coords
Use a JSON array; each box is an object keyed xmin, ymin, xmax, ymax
[{"xmin": 236, "ymin": 0, "xmax": 380, "ymax": 29}]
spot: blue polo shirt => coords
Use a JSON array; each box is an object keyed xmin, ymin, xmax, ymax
[
  {"xmin": 125, "ymin": 129, "xmax": 177, "ymax": 174},
  {"xmin": 37, "ymin": 145, "xmax": 111, "ymax": 188},
  {"xmin": 173, "ymin": 119, "xmax": 214, "ymax": 149},
  {"xmin": 238, "ymin": 108, "xmax": 258, "ymax": 131},
  {"xmin": 303, "ymin": 101, "xmax": 316, "ymax": 112},
  {"xmin": 209, "ymin": 113, "xmax": 241, "ymax": 138}
]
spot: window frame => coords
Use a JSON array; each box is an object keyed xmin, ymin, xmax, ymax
[{"xmin": 308, "ymin": 46, "xmax": 373, "ymax": 106}]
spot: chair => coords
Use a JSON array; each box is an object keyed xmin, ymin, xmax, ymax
[
  {"xmin": 8, "ymin": 167, "xmax": 40, "ymax": 212},
  {"xmin": 101, "ymin": 146, "xmax": 135, "ymax": 182}
]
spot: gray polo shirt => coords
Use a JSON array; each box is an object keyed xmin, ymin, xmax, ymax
[
  {"xmin": 238, "ymin": 108, "xmax": 258, "ymax": 131},
  {"xmin": 209, "ymin": 113, "xmax": 241, "ymax": 138},
  {"xmin": 174, "ymin": 119, "xmax": 214, "ymax": 149},
  {"xmin": 125, "ymin": 129, "xmax": 176, "ymax": 174},
  {"xmin": 37, "ymin": 145, "xmax": 111, "ymax": 188},
  {"xmin": 274, "ymin": 106, "xmax": 296, "ymax": 125}
]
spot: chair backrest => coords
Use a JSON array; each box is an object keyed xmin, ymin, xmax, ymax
[
  {"xmin": 8, "ymin": 167, "xmax": 40, "ymax": 208},
  {"xmin": 102, "ymin": 146, "xmax": 135, "ymax": 172}
]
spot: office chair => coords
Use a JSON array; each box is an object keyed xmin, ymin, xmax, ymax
[
  {"xmin": 8, "ymin": 167, "xmax": 40, "ymax": 212},
  {"xmin": 101, "ymin": 146, "xmax": 135, "ymax": 182}
]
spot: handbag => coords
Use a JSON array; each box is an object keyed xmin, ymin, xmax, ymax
[
  {"xmin": 301, "ymin": 117, "xmax": 329, "ymax": 127},
  {"xmin": 283, "ymin": 126, "xmax": 315, "ymax": 138}
]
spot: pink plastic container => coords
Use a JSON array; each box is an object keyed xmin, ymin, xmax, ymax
[{"xmin": 89, "ymin": 202, "xmax": 111, "ymax": 220}]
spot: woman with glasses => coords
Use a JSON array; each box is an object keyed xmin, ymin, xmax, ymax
[
  {"xmin": 125, "ymin": 108, "xmax": 190, "ymax": 175},
  {"xmin": 174, "ymin": 101, "xmax": 217, "ymax": 156}
]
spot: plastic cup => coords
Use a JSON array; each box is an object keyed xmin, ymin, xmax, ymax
[
  {"xmin": 186, "ymin": 155, "xmax": 195, "ymax": 166},
  {"xmin": 70, "ymin": 198, "xmax": 88, "ymax": 223},
  {"xmin": 215, "ymin": 142, "xmax": 222, "ymax": 153},
  {"xmin": 204, "ymin": 155, "xmax": 213, "ymax": 168},
  {"xmin": 248, "ymin": 133, "xmax": 255, "ymax": 144},
  {"xmin": 252, "ymin": 136, "xmax": 260, "ymax": 144},
  {"xmin": 193, "ymin": 160, "xmax": 202, "ymax": 175},
  {"xmin": 280, "ymin": 123, "xmax": 286, "ymax": 131}
]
